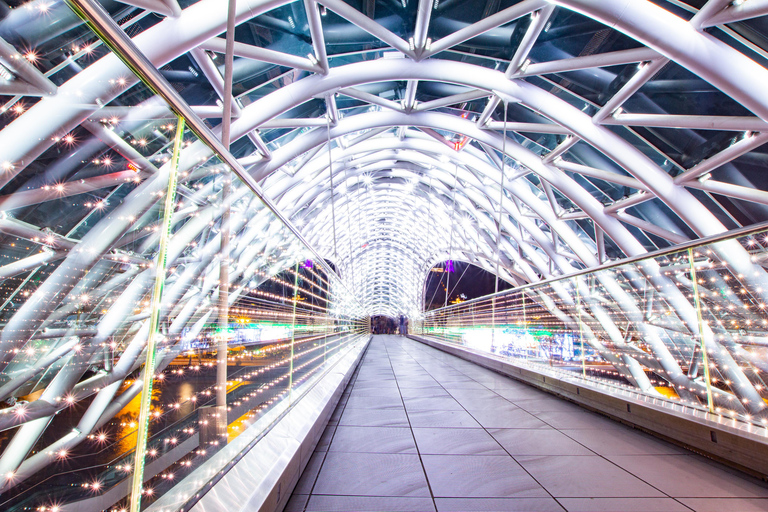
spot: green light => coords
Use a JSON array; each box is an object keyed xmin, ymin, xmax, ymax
[{"xmin": 129, "ymin": 117, "xmax": 185, "ymax": 512}]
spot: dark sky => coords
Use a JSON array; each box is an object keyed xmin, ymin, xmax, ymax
[{"xmin": 423, "ymin": 260, "xmax": 514, "ymax": 311}]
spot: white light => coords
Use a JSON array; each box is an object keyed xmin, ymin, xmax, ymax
[{"xmin": 0, "ymin": 63, "xmax": 12, "ymax": 81}]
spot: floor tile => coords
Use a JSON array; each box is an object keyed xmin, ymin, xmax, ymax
[
  {"xmin": 328, "ymin": 405, "xmax": 344, "ymax": 426},
  {"xmin": 514, "ymin": 398, "xmax": 584, "ymax": 414},
  {"xmin": 353, "ymin": 380, "xmax": 400, "ymax": 391},
  {"xmin": 351, "ymin": 387, "xmax": 404, "ymax": 398},
  {"xmin": 354, "ymin": 375, "xmax": 397, "ymax": 383},
  {"xmin": 316, "ymin": 424, "xmax": 336, "ymax": 452},
  {"xmin": 516, "ymin": 455, "xmax": 664, "ymax": 498},
  {"xmin": 330, "ymin": 426, "xmax": 417, "ymax": 454},
  {"xmin": 490, "ymin": 428, "xmax": 593, "ymax": 456},
  {"xmin": 677, "ymin": 497, "xmax": 768, "ymax": 511},
  {"xmin": 412, "ymin": 428, "xmax": 506, "ymax": 455},
  {"xmin": 475, "ymin": 378, "xmax": 524, "ymax": 392},
  {"xmin": 534, "ymin": 411, "xmax": 624, "ymax": 430},
  {"xmin": 284, "ymin": 493, "xmax": 310, "ymax": 512},
  {"xmin": 441, "ymin": 381, "xmax": 490, "ymax": 391},
  {"xmin": 397, "ymin": 379, "xmax": 440, "ymax": 388},
  {"xmin": 313, "ymin": 452, "xmax": 430, "ymax": 497},
  {"xmin": 407, "ymin": 409, "xmax": 481, "ymax": 428},
  {"xmin": 345, "ymin": 394, "xmax": 404, "ymax": 410},
  {"xmin": 447, "ymin": 388, "xmax": 500, "ymax": 401},
  {"xmin": 395, "ymin": 374, "xmax": 433, "ymax": 381},
  {"xmin": 606, "ymin": 454, "xmax": 768, "ymax": 498},
  {"xmin": 435, "ymin": 497, "xmax": 565, "ymax": 511},
  {"xmin": 422, "ymin": 455, "xmax": 547, "ymax": 498},
  {"xmin": 305, "ymin": 495, "xmax": 436, "ymax": 511},
  {"xmin": 294, "ymin": 450, "xmax": 327, "ymax": 494},
  {"xmin": 494, "ymin": 387, "xmax": 553, "ymax": 402},
  {"xmin": 557, "ymin": 498, "xmax": 690, "ymax": 511},
  {"xmin": 430, "ymin": 374, "xmax": 476, "ymax": 383},
  {"xmin": 563, "ymin": 427, "xmax": 685, "ymax": 456},
  {"xmin": 290, "ymin": 336, "xmax": 768, "ymax": 511},
  {"xmin": 404, "ymin": 396, "xmax": 464, "ymax": 412},
  {"xmin": 469, "ymin": 408, "xmax": 550, "ymax": 429},
  {"xmin": 339, "ymin": 407, "xmax": 410, "ymax": 427},
  {"xmin": 456, "ymin": 396, "xmax": 517, "ymax": 412}
]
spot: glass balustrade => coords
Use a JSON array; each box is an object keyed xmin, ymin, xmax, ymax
[
  {"xmin": 420, "ymin": 225, "xmax": 768, "ymax": 434},
  {"xmin": 0, "ymin": 4, "xmax": 367, "ymax": 512}
]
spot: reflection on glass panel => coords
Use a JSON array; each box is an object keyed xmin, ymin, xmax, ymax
[
  {"xmin": 422, "ymin": 226, "xmax": 768, "ymax": 432},
  {"xmin": 0, "ymin": 6, "xmax": 366, "ymax": 512}
]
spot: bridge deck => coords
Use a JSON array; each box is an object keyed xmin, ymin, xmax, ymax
[{"xmin": 286, "ymin": 335, "xmax": 768, "ymax": 512}]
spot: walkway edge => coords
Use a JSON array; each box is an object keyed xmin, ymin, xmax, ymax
[
  {"xmin": 143, "ymin": 335, "xmax": 370, "ymax": 512},
  {"xmin": 410, "ymin": 334, "xmax": 768, "ymax": 481},
  {"xmin": 198, "ymin": 335, "xmax": 370, "ymax": 512}
]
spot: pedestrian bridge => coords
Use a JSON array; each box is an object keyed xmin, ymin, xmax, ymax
[{"xmin": 2, "ymin": 0, "xmax": 768, "ymax": 511}]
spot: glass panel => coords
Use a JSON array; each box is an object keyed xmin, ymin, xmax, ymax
[
  {"xmin": 422, "ymin": 226, "xmax": 768, "ymax": 432},
  {"xmin": 0, "ymin": 7, "xmax": 366, "ymax": 512}
]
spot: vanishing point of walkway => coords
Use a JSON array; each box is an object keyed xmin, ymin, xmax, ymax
[{"xmin": 286, "ymin": 336, "xmax": 768, "ymax": 512}]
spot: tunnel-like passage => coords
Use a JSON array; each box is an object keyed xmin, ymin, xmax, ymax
[{"xmin": 2, "ymin": 0, "xmax": 768, "ymax": 511}]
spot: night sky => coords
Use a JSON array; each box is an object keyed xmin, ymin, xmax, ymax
[{"xmin": 423, "ymin": 260, "xmax": 514, "ymax": 311}]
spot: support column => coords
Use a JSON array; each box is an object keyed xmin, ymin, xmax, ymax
[{"xmin": 215, "ymin": 0, "xmax": 237, "ymax": 446}]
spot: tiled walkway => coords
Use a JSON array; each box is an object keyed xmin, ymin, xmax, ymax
[{"xmin": 285, "ymin": 336, "xmax": 768, "ymax": 512}]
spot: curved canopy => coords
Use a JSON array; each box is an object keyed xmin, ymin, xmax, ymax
[{"xmin": 3, "ymin": 0, "xmax": 768, "ymax": 500}]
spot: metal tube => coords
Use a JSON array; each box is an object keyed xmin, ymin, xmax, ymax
[
  {"xmin": 603, "ymin": 113, "xmax": 768, "ymax": 131},
  {"xmin": 215, "ymin": 0, "xmax": 237, "ymax": 446},
  {"xmin": 505, "ymin": 5, "xmax": 555, "ymax": 77},
  {"xmin": 593, "ymin": 59, "xmax": 668, "ymax": 123},
  {"xmin": 555, "ymin": 160, "xmax": 649, "ymax": 190},
  {"xmin": 611, "ymin": 211, "xmax": 690, "ymax": 244},
  {"xmin": 687, "ymin": 178, "xmax": 768, "ymax": 206},
  {"xmin": 340, "ymin": 87, "xmax": 405, "ymax": 112},
  {"xmin": 690, "ymin": 0, "xmax": 733, "ymax": 29},
  {"xmin": 423, "ymin": 0, "xmax": 546, "ymax": 57},
  {"xmin": 305, "ymin": 0, "xmax": 329, "ymax": 71},
  {"xmin": 674, "ymin": 132, "xmax": 768, "ymax": 184},
  {"xmin": 701, "ymin": 0, "xmax": 768, "ymax": 28},
  {"xmin": 327, "ymin": 121, "xmax": 339, "ymax": 260},
  {"xmin": 556, "ymin": 0, "xmax": 768, "ymax": 122},
  {"xmin": 517, "ymin": 47, "xmax": 659, "ymax": 78},
  {"xmin": 484, "ymin": 121, "xmax": 570, "ymax": 133},
  {"xmin": 320, "ymin": 0, "xmax": 414, "ymax": 57},
  {"xmin": 200, "ymin": 37, "xmax": 323, "ymax": 73}
]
